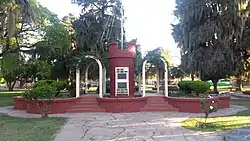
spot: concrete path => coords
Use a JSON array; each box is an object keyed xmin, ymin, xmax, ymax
[
  {"xmin": 0, "ymin": 105, "xmax": 247, "ymax": 141},
  {"xmin": 54, "ymin": 105, "xmax": 245, "ymax": 141},
  {"xmin": 225, "ymin": 126, "xmax": 250, "ymax": 141}
]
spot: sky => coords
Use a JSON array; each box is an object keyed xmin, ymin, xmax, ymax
[{"xmin": 37, "ymin": 0, "xmax": 180, "ymax": 65}]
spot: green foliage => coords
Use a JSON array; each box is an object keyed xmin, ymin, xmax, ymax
[
  {"xmin": 178, "ymin": 81, "xmax": 210, "ymax": 96},
  {"xmin": 1, "ymin": 53, "xmax": 26, "ymax": 91},
  {"xmin": 191, "ymin": 81, "xmax": 210, "ymax": 94},
  {"xmin": 169, "ymin": 91, "xmax": 186, "ymax": 97},
  {"xmin": 51, "ymin": 81, "xmax": 68, "ymax": 92},
  {"xmin": 34, "ymin": 80, "xmax": 68, "ymax": 92},
  {"xmin": 35, "ymin": 61, "xmax": 51, "ymax": 80},
  {"xmin": 33, "ymin": 80, "xmax": 52, "ymax": 88},
  {"xmin": 172, "ymin": 0, "xmax": 250, "ymax": 90},
  {"xmin": 170, "ymin": 66, "xmax": 185, "ymax": 79},
  {"xmin": 36, "ymin": 23, "xmax": 70, "ymax": 62},
  {"xmin": 24, "ymin": 83, "xmax": 57, "ymax": 118},
  {"xmin": 178, "ymin": 81, "xmax": 193, "ymax": 94},
  {"xmin": 24, "ymin": 84, "xmax": 57, "ymax": 100}
]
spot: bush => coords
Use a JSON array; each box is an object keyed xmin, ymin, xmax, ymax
[
  {"xmin": 34, "ymin": 80, "xmax": 68, "ymax": 96},
  {"xmin": 178, "ymin": 81, "xmax": 193, "ymax": 94},
  {"xmin": 190, "ymin": 81, "xmax": 210, "ymax": 94},
  {"xmin": 51, "ymin": 81, "xmax": 68, "ymax": 92},
  {"xmin": 34, "ymin": 80, "xmax": 54, "ymax": 88},
  {"xmin": 178, "ymin": 81, "xmax": 210, "ymax": 96},
  {"xmin": 24, "ymin": 84, "xmax": 57, "ymax": 118}
]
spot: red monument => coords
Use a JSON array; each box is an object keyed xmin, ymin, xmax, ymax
[{"xmin": 109, "ymin": 42, "xmax": 136, "ymax": 97}]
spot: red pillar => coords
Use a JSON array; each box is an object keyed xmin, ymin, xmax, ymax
[{"xmin": 109, "ymin": 42, "xmax": 136, "ymax": 97}]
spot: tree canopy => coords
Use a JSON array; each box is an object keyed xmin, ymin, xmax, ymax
[{"xmin": 172, "ymin": 0, "xmax": 250, "ymax": 92}]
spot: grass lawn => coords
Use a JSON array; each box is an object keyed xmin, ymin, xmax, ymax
[
  {"xmin": 181, "ymin": 99, "xmax": 250, "ymax": 132},
  {"xmin": 0, "ymin": 91, "xmax": 24, "ymax": 107},
  {"xmin": 0, "ymin": 115, "xmax": 67, "ymax": 141}
]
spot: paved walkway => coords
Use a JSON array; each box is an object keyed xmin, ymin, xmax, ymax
[
  {"xmin": 230, "ymin": 92, "xmax": 250, "ymax": 99},
  {"xmin": 0, "ymin": 105, "xmax": 247, "ymax": 141},
  {"xmin": 225, "ymin": 126, "xmax": 250, "ymax": 141}
]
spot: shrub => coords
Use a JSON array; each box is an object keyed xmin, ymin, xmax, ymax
[
  {"xmin": 178, "ymin": 81, "xmax": 193, "ymax": 94},
  {"xmin": 178, "ymin": 81, "xmax": 210, "ymax": 97},
  {"xmin": 34, "ymin": 80, "xmax": 54, "ymax": 88},
  {"xmin": 51, "ymin": 81, "xmax": 67, "ymax": 91},
  {"xmin": 34, "ymin": 80, "xmax": 68, "ymax": 97},
  {"xmin": 24, "ymin": 84, "xmax": 57, "ymax": 118},
  {"xmin": 190, "ymin": 81, "xmax": 210, "ymax": 94}
]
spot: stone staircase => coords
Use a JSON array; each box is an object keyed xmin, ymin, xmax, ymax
[
  {"xmin": 66, "ymin": 96, "xmax": 105, "ymax": 113},
  {"xmin": 140, "ymin": 96, "xmax": 178, "ymax": 112}
]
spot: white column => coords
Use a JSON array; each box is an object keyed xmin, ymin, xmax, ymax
[
  {"xmin": 102, "ymin": 68, "xmax": 106, "ymax": 94},
  {"xmin": 98, "ymin": 62, "xmax": 103, "ymax": 98},
  {"xmin": 156, "ymin": 68, "xmax": 160, "ymax": 94},
  {"xmin": 160, "ymin": 58, "xmax": 168, "ymax": 97},
  {"xmin": 85, "ymin": 65, "xmax": 89, "ymax": 94},
  {"xmin": 142, "ymin": 60, "xmax": 147, "ymax": 97},
  {"xmin": 164, "ymin": 67, "xmax": 168, "ymax": 97},
  {"xmin": 85, "ymin": 55, "xmax": 103, "ymax": 98},
  {"xmin": 76, "ymin": 67, "xmax": 80, "ymax": 98}
]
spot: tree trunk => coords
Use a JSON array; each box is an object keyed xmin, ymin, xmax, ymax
[
  {"xmin": 191, "ymin": 73, "xmax": 195, "ymax": 81},
  {"xmin": 212, "ymin": 79, "xmax": 219, "ymax": 94},
  {"xmin": 236, "ymin": 74, "xmax": 243, "ymax": 91},
  {"xmin": 19, "ymin": 79, "xmax": 25, "ymax": 88},
  {"xmin": 7, "ymin": 81, "xmax": 16, "ymax": 91}
]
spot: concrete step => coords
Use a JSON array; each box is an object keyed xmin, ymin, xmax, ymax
[
  {"xmin": 143, "ymin": 103, "xmax": 174, "ymax": 107},
  {"xmin": 140, "ymin": 108, "xmax": 178, "ymax": 112},
  {"xmin": 66, "ymin": 108, "xmax": 105, "ymax": 113},
  {"xmin": 75, "ymin": 101, "xmax": 99, "ymax": 104},
  {"xmin": 70, "ymin": 104, "xmax": 101, "ymax": 108},
  {"xmin": 146, "ymin": 102, "xmax": 167, "ymax": 104}
]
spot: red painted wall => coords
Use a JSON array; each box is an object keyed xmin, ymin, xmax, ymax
[
  {"xmin": 109, "ymin": 42, "xmax": 136, "ymax": 97},
  {"xmin": 166, "ymin": 96, "xmax": 230, "ymax": 113},
  {"xmin": 218, "ymin": 96, "xmax": 231, "ymax": 109},
  {"xmin": 13, "ymin": 96, "xmax": 231, "ymax": 114},
  {"xmin": 25, "ymin": 98, "xmax": 78, "ymax": 114},
  {"xmin": 97, "ymin": 97, "xmax": 147, "ymax": 113},
  {"xmin": 13, "ymin": 96, "xmax": 26, "ymax": 110}
]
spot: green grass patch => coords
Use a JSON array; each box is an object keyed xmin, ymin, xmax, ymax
[
  {"xmin": 181, "ymin": 116, "xmax": 250, "ymax": 132},
  {"xmin": 0, "ymin": 91, "xmax": 24, "ymax": 107},
  {"xmin": 0, "ymin": 91, "xmax": 24, "ymax": 94},
  {"xmin": 231, "ymin": 100, "xmax": 250, "ymax": 116},
  {"xmin": 0, "ymin": 115, "xmax": 67, "ymax": 141},
  {"xmin": 88, "ymin": 87, "xmax": 97, "ymax": 91},
  {"xmin": 181, "ymin": 99, "xmax": 250, "ymax": 132}
]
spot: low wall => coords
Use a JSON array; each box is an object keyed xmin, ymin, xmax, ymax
[
  {"xmin": 13, "ymin": 95, "xmax": 231, "ymax": 114},
  {"xmin": 13, "ymin": 96, "xmax": 27, "ymax": 110},
  {"xmin": 97, "ymin": 97, "xmax": 147, "ymax": 113},
  {"xmin": 13, "ymin": 96, "xmax": 78, "ymax": 114},
  {"xmin": 218, "ymin": 96, "xmax": 231, "ymax": 109},
  {"xmin": 166, "ymin": 96, "xmax": 230, "ymax": 113}
]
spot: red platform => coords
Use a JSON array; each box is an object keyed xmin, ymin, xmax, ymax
[{"xmin": 13, "ymin": 96, "xmax": 230, "ymax": 114}]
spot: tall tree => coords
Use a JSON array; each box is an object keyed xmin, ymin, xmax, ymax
[
  {"xmin": 0, "ymin": 0, "xmax": 58, "ymax": 57},
  {"xmin": 172, "ymin": 0, "xmax": 250, "ymax": 92}
]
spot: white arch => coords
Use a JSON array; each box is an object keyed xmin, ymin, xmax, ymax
[
  {"xmin": 76, "ymin": 55, "xmax": 103, "ymax": 98},
  {"xmin": 142, "ymin": 58, "xmax": 168, "ymax": 97}
]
